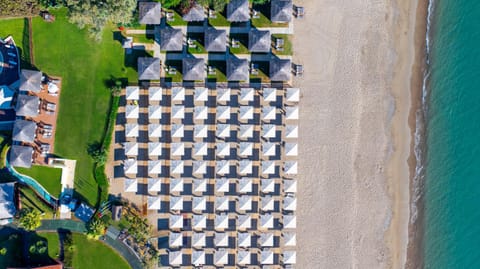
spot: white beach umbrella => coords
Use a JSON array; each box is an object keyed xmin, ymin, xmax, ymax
[
  {"xmin": 170, "ymin": 178, "xmax": 184, "ymax": 193},
  {"xmin": 216, "ymin": 142, "xmax": 230, "ymax": 157},
  {"xmin": 238, "ymin": 178, "xmax": 253, "ymax": 193},
  {"xmin": 171, "ymin": 142, "xmax": 185, "ymax": 156},
  {"xmin": 216, "ymin": 106, "xmax": 231, "ymax": 120},
  {"xmin": 216, "ymin": 160, "xmax": 230, "ymax": 175},
  {"xmin": 124, "ymin": 178, "xmax": 138, "ymax": 192},
  {"xmin": 124, "ymin": 141, "xmax": 138, "ymax": 156},
  {"xmin": 169, "ymin": 250, "xmax": 182, "ymax": 266},
  {"xmin": 148, "ymin": 124, "xmax": 162, "ymax": 138},
  {"xmin": 171, "ymin": 105, "xmax": 185, "ymax": 119},
  {"xmin": 216, "ymin": 124, "xmax": 231, "ymax": 138},
  {"xmin": 148, "ymin": 86, "xmax": 162, "ymax": 101},
  {"xmin": 192, "ymin": 250, "xmax": 205, "ymax": 266},
  {"xmin": 284, "ymin": 179, "xmax": 297, "ymax": 193},
  {"xmin": 194, "ymin": 124, "xmax": 208, "ymax": 138},
  {"xmin": 262, "ymin": 161, "xmax": 276, "ymax": 175},
  {"xmin": 147, "ymin": 196, "xmax": 161, "ymax": 210},
  {"xmin": 194, "ymin": 87, "xmax": 208, "ymax": 102},
  {"xmin": 193, "ymin": 178, "xmax": 207, "ymax": 193},
  {"xmin": 215, "ymin": 177, "xmax": 230, "ymax": 193},
  {"xmin": 148, "ymin": 105, "xmax": 162, "ymax": 120},
  {"xmin": 126, "ymin": 86, "xmax": 139, "ymax": 100},
  {"xmin": 148, "ymin": 178, "xmax": 162, "ymax": 192},
  {"xmin": 238, "ymin": 195, "xmax": 252, "ymax": 211},
  {"xmin": 170, "ymin": 196, "xmax": 184, "ymax": 211},
  {"xmin": 215, "ymin": 233, "xmax": 229, "ymax": 248},
  {"xmin": 260, "ymin": 213, "xmax": 274, "ymax": 229},
  {"xmin": 240, "ymin": 87, "xmax": 254, "ymax": 102},
  {"xmin": 285, "ymin": 106, "xmax": 299, "ymax": 120},
  {"xmin": 192, "ymin": 232, "xmax": 206, "ymax": 248},
  {"xmin": 261, "ymin": 195, "xmax": 275, "ymax": 211},
  {"xmin": 261, "ymin": 250, "xmax": 274, "ymax": 265},
  {"xmin": 171, "ymin": 124, "xmax": 184, "ymax": 138},
  {"xmin": 284, "ymin": 251, "xmax": 296, "ymax": 264},
  {"xmin": 262, "ymin": 142, "xmax": 277, "ymax": 157},
  {"xmin": 148, "ymin": 142, "xmax": 163, "ymax": 157},
  {"xmin": 126, "ymin": 105, "xmax": 139, "ymax": 119},
  {"xmin": 169, "ymin": 233, "xmax": 183, "ymax": 248},
  {"xmin": 214, "ymin": 249, "xmax": 228, "ymax": 266},
  {"xmin": 148, "ymin": 160, "xmax": 162, "ymax": 175},
  {"xmin": 238, "ymin": 250, "xmax": 251, "ymax": 265},
  {"xmin": 124, "ymin": 159, "xmax": 138, "ymax": 175},
  {"xmin": 172, "ymin": 87, "xmax": 185, "ymax": 102},
  {"xmin": 286, "ymin": 88, "xmax": 300, "ymax": 102},
  {"xmin": 284, "ymin": 195, "xmax": 297, "ymax": 211},
  {"xmin": 285, "ymin": 143, "xmax": 298, "ymax": 156},
  {"xmin": 261, "ymin": 178, "xmax": 276, "ymax": 193},
  {"xmin": 239, "ymin": 160, "xmax": 253, "ymax": 175},
  {"xmin": 125, "ymin": 123, "xmax": 139, "ymax": 138},
  {"xmin": 238, "ymin": 232, "xmax": 251, "ymax": 248},
  {"xmin": 170, "ymin": 160, "xmax": 184, "ymax": 175},
  {"xmin": 239, "ymin": 142, "xmax": 253, "ymax": 157},
  {"xmin": 263, "ymin": 87, "xmax": 277, "ymax": 102},
  {"xmin": 283, "ymin": 215, "xmax": 296, "ymax": 229},
  {"xmin": 262, "ymin": 124, "xmax": 276, "ymax": 138},
  {"xmin": 193, "ymin": 196, "xmax": 207, "ymax": 212},
  {"xmin": 215, "ymin": 214, "xmax": 229, "ymax": 230},
  {"xmin": 285, "ymin": 125, "xmax": 298, "ymax": 139},
  {"xmin": 170, "ymin": 214, "xmax": 183, "ymax": 229},
  {"xmin": 194, "ymin": 106, "xmax": 208, "ymax": 120},
  {"xmin": 262, "ymin": 106, "xmax": 276, "ymax": 121},
  {"xmin": 238, "ymin": 214, "xmax": 251, "ymax": 230},
  {"xmin": 260, "ymin": 232, "xmax": 274, "ymax": 247},
  {"xmin": 193, "ymin": 161, "xmax": 207, "ymax": 175},
  {"xmin": 239, "ymin": 124, "xmax": 254, "ymax": 139},
  {"xmin": 283, "ymin": 232, "xmax": 296, "ymax": 247},
  {"xmin": 215, "ymin": 196, "xmax": 229, "ymax": 211},
  {"xmin": 193, "ymin": 215, "xmax": 207, "ymax": 230},
  {"xmin": 239, "ymin": 106, "xmax": 254, "ymax": 121},
  {"xmin": 284, "ymin": 161, "xmax": 298, "ymax": 175},
  {"xmin": 217, "ymin": 88, "xmax": 231, "ymax": 103},
  {"xmin": 193, "ymin": 142, "xmax": 208, "ymax": 156}
]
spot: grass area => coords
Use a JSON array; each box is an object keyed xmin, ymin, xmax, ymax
[
  {"xmin": 250, "ymin": 61, "xmax": 270, "ymax": 83},
  {"xmin": 0, "ymin": 17, "xmax": 31, "ymax": 67},
  {"xmin": 208, "ymin": 11, "xmax": 231, "ymax": 27},
  {"xmin": 165, "ymin": 9, "xmax": 188, "ymax": 26},
  {"xmin": 251, "ymin": 4, "xmax": 289, "ymax": 28},
  {"xmin": 25, "ymin": 8, "xmax": 137, "ymax": 206},
  {"xmin": 130, "ymin": 33, "xmax": 154, "ymax": 44},
  {"xmin": 229, "ymin": 33, "xmax": 249, "ymax": 55},
  {"xmin": 207, "ymin": 61, "xmax": 227, "ymax": 82},
  {"xmin": 272, "ymin": 34, "xmax": 293, "ymax": 56},
  {"xmin": 164, "ymin": 60, "xmax": 183, "ymax": 82},
  {"xmin": 186, "ymin": 32, "xmax": 206, "ymax": 54},
  {"xmin": 19, "ymin": 186, "xmax": 55, "ymax": 219},
  {"xmin": 16, "ymin": 165, "xmax": 62, "ymax": 198}
]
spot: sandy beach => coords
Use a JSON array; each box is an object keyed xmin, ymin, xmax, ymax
[{"xmin": 292, "ymin": 0, "xmax": 425, "ymax": 268}]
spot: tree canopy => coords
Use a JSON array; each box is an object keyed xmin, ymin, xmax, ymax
[
  {"xmin": 0, "ymin": 0, "xmax": 39, "ymax": 17},
  {"xmin": 18, "ymin": 208, "xmax": 42, "ymax": 231}
]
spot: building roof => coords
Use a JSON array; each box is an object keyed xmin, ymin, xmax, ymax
[
  {"xmin": 0, "ymin": 182, "xmax": 15, "ymax": 221},
  {"xmin": 15, "ymin": 94, "xmax": 40, "ymax": 117},
  {"xmin": 248, "ymin": 30, "xmax": 271, "ymax": 52},
  {"xmin": 183, "ymin": 4, "xmax": 205, "ymax": 21},
  {"xmin": 271, "ymin": 0, "xmax": 293, "ymax": 23},
  {"xmin": 19, "ymin": 69, "xmax": 42, "ymax": 93},
  {"xmin": 182, "ymin": 58, "xmax": 205, "ymax": 81},
  {"xmin": 227, "ymin": 58, "xmax": 249, "ymax": 81},
  {"xmin": 227, "ymin": 0, "xmax": 250, "ymax": 22},
  {"xmin": 270, "ymin": 58, "xmax": 291, "ymax": 81},
  {"xmin": 12, "ymin": 119, "xmax": 36, "ymax": 143},
  {"xmin": 138, "ymin": 2, "xmax": 162, "ymax": 25},
  {"xmin": 138, "ymin": 57, "xmax": 161, "ymax": 80},
  {"xmin": 9, "ymin": 145, "xmax": 33, "ymax": 168},
  {"xmin": 205, "ymin": 28, "xmax": 227, "ymax": 52},
  {"xmin": 160, "ymin": 28, "xmax": 183, "ymax": 51}
]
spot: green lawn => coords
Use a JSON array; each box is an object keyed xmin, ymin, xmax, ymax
[
  {"xmin": 229, "ymin": 34, "xmax": 249, "ymax": 55},
  {"xmin": 16, "ymin": 165, "xmax": 62, "ymax": 198},
  {"xmin": 0, "ymin": 17, "xmax": 30, "ymax": 66},
  {"xmin": 164, "ymin": 60, "xmax": 183, "ymax": 82},
  {"xmin": 19, "ymin": 186, "xmax": 55, "ymax": 219},
  {"xmin": 130, "ymin": 33, "xmax": 154, "ymax": 44},
  {"xmin": 165, "ymin": 9, "xmax": 188, "ymax": 26},
  {"xmin": 272, "ymin": 34, "xmax": 293, "ymax": 56},
  {"xmin": 207, "ymin": 61, "xmax": 227, "ymax": 82},
  {"xmin": 208, "ymin": 11, "xmax": 231, "ymax": 27},
  {"xmin": 251, "ymin": 5, "xmax": 289, "ymax": 28}
]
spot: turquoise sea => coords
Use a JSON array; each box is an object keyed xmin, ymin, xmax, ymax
[{"xmin": 424, "ymin": 0, "xmax": 480, "ymax": 268}]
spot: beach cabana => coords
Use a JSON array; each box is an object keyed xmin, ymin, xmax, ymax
[
  {"xmin": 285, "ymin": 125, "xmax": 298, "ymax": 138},
  {"xmin": 171, "ymin": 142, "xmax": 185, "ymax": 156},
  {"xmin": 238, "ymin": 214, "xmax": 252, "ymax": 230},
  {"xmin": 215, "ymin": 177, "xmax": 230, "ymax": 193},
  {"xmin": 170, "ymin": 178, "xmax": 184, "ymax": 193},
  {"xmin": 160, "ymin": 27, "xmax": 183, "ymax": 51},
  {"xmin": 216, "ymin": 142, "xmax": 230, "ymax": 157},
  {"xmin": 124, "ymin": 141, "xmax": 138, "ymax": 157},
  {"xmin": 215, "ymin": 214, "xmax": 229, "ymax": 230},
  {"xmin": 262, "ymin": 195, "xmax": 275, "ymax": 212},
  {"xmin": 284, "ymin": 195, "xmax": 297, "ymax": 211},
  {"xmin": 148, "ymin": 105, "xmax": 162, "ymax": 120},
  {"xmin": 263, "ymin": 87, "xmax": 277, "ymax": 102},
  {"xmin": 193, "ymin": 178, "xmax": 207, "ymax": 193},
  {"xmin": 283, "ymin": 232, "xmax": 296, "ymax": 247},
  {"xmin": 148, "ymin": 160, "xmax": 162, "ymax": 175},
  {"xmin": 183, "ymin": 4, "xmax": 205, "ymax": 21},
  {"xmin": 238, "ymin": 177, "xmax": 253, "ymax": 193},
  {"xmin": 194, "ymin": 106, "xmax": 208, "ymax": 120},
  {"xmin": 240, "ymin": 88, "xmax": 254, "ymax": 103},
  {"xmin": 148, "ymin": 86, "xmax": 162, "ymax": 101},
  {"xmin": 286, "ymin": 106, "xmax": 299, "ymax": 120},
  {"xmin": 261, "ymin": 178, "xmax": 275, "ymax": 193},
  {"xmin": 171, "ymin": 124, "xmax": 184, "ymax": 138},
  {"xmin": 125, "ymin": 86, "xmax": 139, "ymax": 100},
  {"xmin": 138, "ymin": 2, "xmax": 161, "ymax": 25},
  {"xmin": 170, "ymin": 214, "xmax": 183, "ymax": 229},
  {"xmin": 215, "ymin": 196, "xmax": 229, "ymax": 211},
  {"xmin": 249, "ymin": 30, "xmax": 271, "ymax": 53},
  {"xmin": 216, "ymin": 106, "xmax": 231, "ymax": 121},
  {"xmin": 283, "ymin": 214, "xmax": 296, "ymax": 229},
  {"xmin": 15, "ymin": 94, "xmax": 40, "ymax": 117},
  {"xmin": 170, "ymin": 160, "xmax": 184, "ymax": 175},
  {"xmin": 260, "ymin": 232, "xmax": 275, "ymax": 247},
  {"xmin": 172, "ymin": 87, "xmax": 185, "ymax": 102},
  {"xmin": 284, "ymin": 161, "xmax": 298, "ymax": 175},
  {"xmin": 19, "ymin": 69, "xmax": 42, "ymax": 93},
  {"xmin": 214, "ymin": 233, "xmax": 229, "ymax": 248},
  {"xmin": 214, "ymin": 249, "xmax": 229, "ymax": 266},
  {"xmin": 193, "ymin": 215, "xmax": 207, "ymax": 230},
  {"xmin": 261, "ymin": 250, "xmax": 274, "ymax": 265},
  {"xmin": 193, "ymin": 196, "xmax": 207, "ymax": 212},
  {"xmin": 238, "ymin": 195, "xmax": 252, "ymax": 211},
  {"xmin": 125, "ymin": 123, "xmax": 139, "ymax": 138},
  {"xmin": 262, "ymin": 142, "xmax": 277, "ymax": 157},
  {"xmin": 148, "ymin": 142, "xmax": 162, "ymax": 157},
  {"xmin": 238, "ymin": 250, "xmax": 251, "ymax": 265},
  {"xmin": 239, "ymin": 106, "xmax": 254, "ymax": 121},
  {"xmin": 123, "ymin": 159, "xmax": 138, "ymax": 175},
  {"xmin": 205, "ymin": 28, "xmax": 227, "ymax": 52},
  {"xmin": 9, "ymin": 145, "xmax": 33, "ymax": 168},
  {"xmin": 238, "ymin": 232, "xmax": 251, "ymax": 248},
  {"xmin": 192, "ymin": 232, "xmax": 206, "ymax": 248},
  {"xmin": 216, "ymin": 124, "xmax": 231, "ymax": 138},
  {"xmin": 169, "ymin": 232, "xmax": 183, "ymax": 248},
  {"xmin": 227, "ymin": 0, "xmax": 250, "ymax": 22},
  {"xmin": 239, "ymin": 124, "xmax": 254, "ymax": 139},
  {"xmin": 217, "ymin": 88, "xmax": 231, "ymax": 103},
  {"xmin": 12, "ymin": 120, "xmax": 36, "ymax": 143},
  {"xmin": 286, "ymin": 87, "xmax": 300, "ymax": 102},
  {"xmin": 126, "ymin": 105, "xmax": 139, "ymax": 119},
  {"xmin": 169, "ymin": 250, "xmax": 182, "ymax": 266},
  {"xmin": 193, "ymin": 142, "xmax": 208, "ymax": 156},
  {"xmin": 239, "ymin": 160, "xmax": 253, "ymax": 175},
  {"xmin": 271, "ymin": 0, "xmax": 293, "ymax": 23},
  {"xmin": 284, "ymin": 251, "xmax": 296, "ymax": 264},
  {"xmin": 147, "ymin": 196, "xmax": 161, "ymax": 210},
  {"xmin": 183, "ymin": 58, "xmax": 205, "ymax": 81},
  {"xmin": 124, "ymin": 178, "xmax": 138, "ymax": 193},
  {"xmin": 138, "ymin": 57, "xmax": 161, "ymax": 80},
  {"xmin": 172, "ymin": 105, "xmax": 185, "ymax": 120},
  {"xmin": 262, "ymin": 106, "xmax": 276, "ymax": 121},
  {"xmin": 270, "ymin": 58, "xmax": 291, "ymax": 81},
  {"xmin": 284, "ymin": 179, "xmax": 297, "ymax": 193},
  {"xmin": 148, "ymin": 178, "xmax": 162, "ymax": 192},
  {"xmin": 260, "ymin": 213, "xmax": 274, "ymax": 229},
  {"xmin": 192, "ymin": 250, "xmax": 205, "ymax": 266},
  {"xmin": 170, "ymin": 196, "xmax": 184, "ymax": 211},
  {"xmin": 193, "ymin": 161, "xmax": 207, "ymax": 175},
  {"xmin": 194, "ymin": 124, "xmax": 208, "ymax": 138},
  {"xmin": 194, "ymin": 87, "xmax": 208, "ymax": 102},
  {"xmin": 227, "ymin": 58, "xmax": 249, "ymax": 81},
  {"xmin": 262, "ymin": 161, "xmax": 276, "ymax": 175},
  {"xmin": 262, "ymin": 124, "xmax": 276, "ymax": 138},
  {"xmin": 239, "ymin": 142, "xmax": 253, "ymax": 156},
  {"xmin": 285, "ymin": 142, "xmax": 298, "ymax": 156},
  {"xmin": 148, "ymin": 124, "xmax": 162, "ymax": 138}
]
